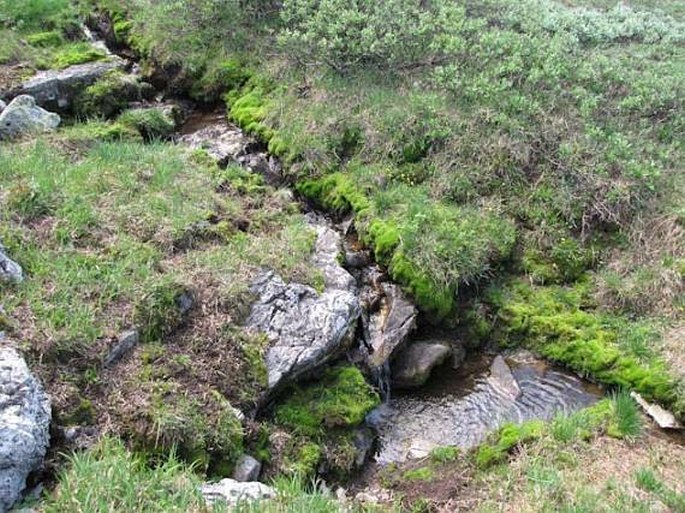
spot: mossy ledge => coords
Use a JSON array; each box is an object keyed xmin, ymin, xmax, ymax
[
  {"xmin": 226, "ymin": 82, "xmax": 516, "ymax": 320},
  {"xmin": 481, "ymin": 279, "xmax": 684, "ymax": 418}
]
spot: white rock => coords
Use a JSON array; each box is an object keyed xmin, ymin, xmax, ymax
[
  {"xmin": 201, "ymin": 478, "xmax": 275, "ymax": 506},
  {"xmin": 631, "ymin": 392, "xmax": 682, "ymax": 429},
  {"xmin": 0, "ymin": 348, "xmax": 51, "ymax": 512}
]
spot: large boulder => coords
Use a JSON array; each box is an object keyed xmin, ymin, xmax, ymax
[
  {"xmin": 0, "ymin": 348, "xmax": 51, "ymax": 512},
  {"xmin": 0, "ymin": 245, "xmax": 23, "ymax": 283},
  {"xmin": 201, "ymin": 478, "xmax": 275, "ymax": 507},
  {"xmin": 15, "ymin": 58, "xmax": 125, "ymax": 114},
  {"xmin": 0, "ymin": 96, "xmax": 60, "ymax": 140},
  {"xmin": 246, "ymin": 225, "xmax": 359, "ymax": 391},
  {"xmin": 391, "ymin": 341, "xmax": 452, "ymax": 389}
]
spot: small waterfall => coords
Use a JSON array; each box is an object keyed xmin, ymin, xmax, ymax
[{"xmin": 372, "ymin": 361, "xmax": 392, "ymax": 402}]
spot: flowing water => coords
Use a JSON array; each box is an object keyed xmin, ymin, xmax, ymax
[
  {"xmin": 175, "ymin": 108, "xmax": 605, "ymax": 469},
  {"xmin": 368, "ymin": 350, "xmax": 602, "ymax": 464}
]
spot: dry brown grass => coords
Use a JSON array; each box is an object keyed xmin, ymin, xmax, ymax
[{"xmin": 595, "ymin": 214, "xmax": 685, "ymax": 317}]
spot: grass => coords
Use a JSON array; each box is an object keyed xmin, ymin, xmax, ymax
[{"xmin": 0, "ymin": 131, "xmax": 317, "ymax": 470}]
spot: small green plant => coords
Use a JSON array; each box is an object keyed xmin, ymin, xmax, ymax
[
  {"xmin": 117, "ymin": 108, "xmax": 178, "ymax": 141},
  {"xmin": 429, "ymin": 446, "xmax": 460, "ymax": 463},
  {"xmin": 133, "ymin": 281, "xmax": 189, "ymax": 343},
  {"xmin": 403, "ymin": 467, "xmax": 434, "ymax": 482}
]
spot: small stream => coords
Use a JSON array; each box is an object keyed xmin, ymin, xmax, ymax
[
  {"xmin": 367, "ymin": 350, "xmax": 602, "ymax": 464},
  {"xmin": 175, "ymin": 109, "xmax": 605, "ymax": 470}
]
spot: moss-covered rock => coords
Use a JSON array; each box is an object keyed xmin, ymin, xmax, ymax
[
  {"xmin": 270, "ymin": 366, "xmax": 380, "ymax": 478},
  {"xmin": 75, "ymin": 70, "xmax": 147, "ymax": 119},
  {"xmin": 117, "ymin": 106, "xmax": 178, "ymax": 141}
]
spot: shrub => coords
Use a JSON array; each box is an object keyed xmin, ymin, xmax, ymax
[{"xmin": 279, "ymin": 0, "xmax": 469, "ymax": 72}]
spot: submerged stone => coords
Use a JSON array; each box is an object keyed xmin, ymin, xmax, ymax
[{"xmin": 392, "ymin": 341, "xmax": 452, "ymax": 389}]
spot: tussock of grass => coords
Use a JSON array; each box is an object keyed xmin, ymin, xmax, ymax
[{"xmin": 43, "ymin": 438, "xmax": 206, "ymax": 513}]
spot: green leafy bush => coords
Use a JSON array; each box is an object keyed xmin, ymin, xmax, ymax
[{"xmin": 279, "ymin": 0, "xmax": 469, "ymax": 72}]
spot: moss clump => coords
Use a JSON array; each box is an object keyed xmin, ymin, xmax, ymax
[
  {"xmin": 191, "ymin": 57, "xmax": 251, "ymax": 104},
  {"xmin": 143, "ymin": 387, "xmax": 243, "ymax": 474},
  {"xmin": 476, "ymin": 420, "xmax": 546, "ymax": 468},
  {"xmin": 133, "ymin": 281, "xmax": 190, "ymax": 343},
  {"xmin": 26, "ymin": 31, "xmax": 63, "ymax": 47},
  {"xmin": 487, "ymin": 280, "xmax": 682, "ymax": 416},
  {"xmin": 226, "ymin": 78, "xmax": 277, "ymax": 143},
  {"xmin": 403, "ymin": 467, "xmax": 435, "ymax": 482},
  {"xmin": 60, "ymin": 397, "xmax": 96, "ymax": 425},
  {"xmin": 521, "ymin": 235, "xmax": 594, "ymax": 285},
  {"xmin": 50, "ymin": 43, "xmax": 105, "ymax": 69},
  {"xmin": 275, "ymin": 366, "xmax": 380, "ymax": 437},
  {"xmin": 272, "ymin": 366, "xmax": 379, "ymax": 478},
  {"xmin": 75, "ymin": 71, "xmax": 144, "ymax": 119},
  {"xmin": 117, "ymin": 107, "xmax": 177, "ymax": 141}
]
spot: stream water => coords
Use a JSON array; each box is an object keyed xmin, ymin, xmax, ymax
[
  {"xmin": 368, "ymin": 350, "xmax": 602, "ymax": 464},
  {"xmin": 175, "ymin": 109, "xmax": 605, "ymax": 469}
]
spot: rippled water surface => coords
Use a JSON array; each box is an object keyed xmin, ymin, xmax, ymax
[{"xmin": 369, "ymin": 351, "xmax": 602, "ymax": 464}]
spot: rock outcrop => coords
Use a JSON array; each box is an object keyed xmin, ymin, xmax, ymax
[
  {"xmin": 247, "ymin": 224, "xmax": 360, "ymax": 391},
  {"xmin": 0, "ymin": 244, "xmax": 23, "ymax": 283},
  {"xmin": 365, "ymin": 283, "xmax": 417, "ymax": 368},
  {"xmin": 0, "ymin": 96, "xmax": 60, "ymax": 140},
  {"xmin": 201, "ymin": 478, "xmax": 275, "ymax": 507},
  {"xmin": 14, "ymin": 58, "xmax": 125, "ymax": 113},
  {"xmin": 392, "ymin": 341, "xmax": 452, "ymax": 389},
  {"xmin": 0, "ymin": 348, "xmax": 51, "ymax": 512}
]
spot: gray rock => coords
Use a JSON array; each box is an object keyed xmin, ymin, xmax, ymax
[
  {"xmin": 366, "ymin": 283, "xmax": 417, "ymax": 368},
  {"xmin": 232, "ymin": 454, "xmax": 261, "ymax": 482},
  {"xmin": 15, "ymin": 58, "xmax": 125, "ymax": 113},
  {"xmin": 201, "ymin": 478, "xmax": 275, "ymax": 507},
  {"xmin": 247, "ymin": 225, "xmax": 359, "ymax": 391},
  {"xmin": 103, "ymin": 329, "xmax": 140, "ymax": 368},
  {"xmin": 392, "ymin": 341, "xmax": 452, "ymax": 389},
  {"xmin": 452, "ymin": 342, "xmax": 466, "ymax": 369},
  {"xmin": 489, "ymin": 355, "xmax": 520, "ymax": 399},
  {"xmin": 0, "ymin": 96, "xmax": 60, "ymax": 140},
  {"xmin": 178, "ymin": 121, "xmax": 247, "ymax": 167},
  {"xmin": 0, "ymin": 100, "xmax": 6, "ymax": 113},
  {"xmin": 0, "ymin": 348, "xmax": 51, "ymax": 512},
  {"xmin": 0, "ymin": 245, "xmax": 23, "ymax": 283}
]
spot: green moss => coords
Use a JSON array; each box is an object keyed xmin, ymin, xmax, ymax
[
  {"xmin": 146, "ymin": 388, "xmax": 243, "ymax": 474},
  {"xmin": 191, "ymin": 58, "xmax": 251, "ymax": 103},
  {"xmin": 282, "ymin": 441, "xmax": 323, "ymax": 477},
  {"xmin": 403, "ymin": 467, "xmax": 435, "ymax": 482},
  {"xmin": 226, "ymin": 83, "xmax": 274, "ymax": 142},
  {"xmin": 133, "ymin": 280, "xmax": 189, "ymax": 343},
  {"xmin": 430, "ymin": 446, "xmax": 460, "ymax": 463},
  {"xmin": 487, "ymin": 280, "xmax": 682, "ymax": 416},
  {"xmin": 275, "ymin": 366, "xmax": 380, "ymax": 437},
  {"xmin": 76, "ymin": 71, "xmax": 142, "ymax": 119},
  {"xmin": 51, "ymin": 43, "xmax": 105, "ymax": 69},
  {"xmin": 117, "ymin": 107, "xmax": 177, "ymax": 141},
  {"xmin": 476, "ymin": 420, "xmax": 545, "ymax": 468},
  {"xmin": 26, "ymin": 30, "xmax": 63, "ymax": 47},
  {"xmin": 61, "ymin": 397, "xmax": 96, "ymax": 425}
]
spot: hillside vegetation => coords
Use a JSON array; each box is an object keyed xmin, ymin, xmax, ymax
[{"xmin": 0, "ymin": 0, "xmax": 683, "ymax": 511}]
